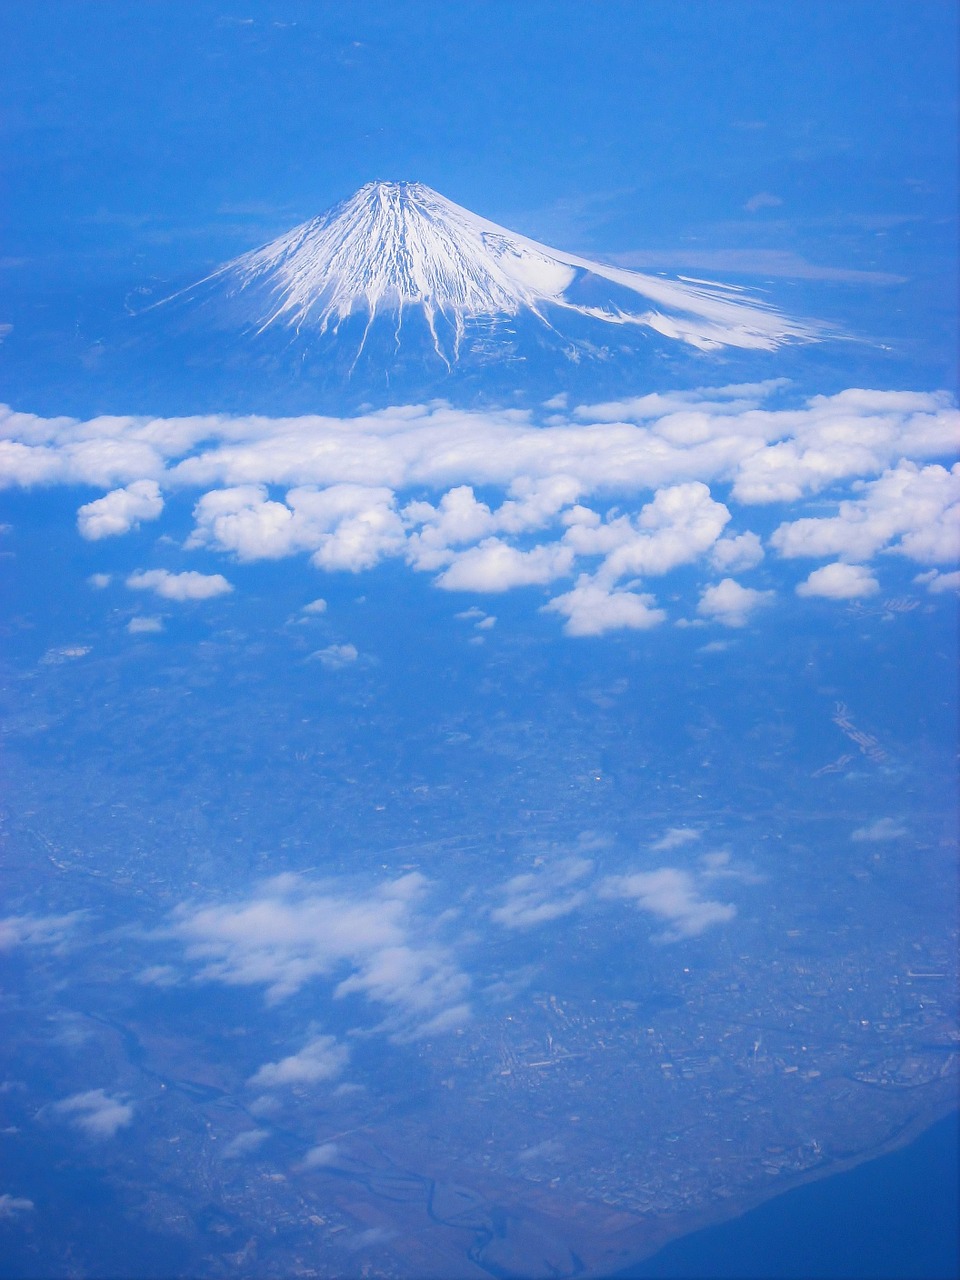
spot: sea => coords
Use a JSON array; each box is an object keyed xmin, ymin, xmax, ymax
[{"xmin": 616, "ymin": 1110, "xmax": 959, "ymax": 1280}]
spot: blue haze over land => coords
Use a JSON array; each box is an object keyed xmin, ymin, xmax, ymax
[{"xmin": 0, "ymin": 4, "xmax": 957, "ymax": 1278}]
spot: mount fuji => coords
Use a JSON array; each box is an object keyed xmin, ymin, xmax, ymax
[
  {"xmin": 156, "ymin": 180, "xmax": 816, "ymax": 361},
  {"xmin": 4, "ymin": 181, "xmax": 831, "ymax": 416}
]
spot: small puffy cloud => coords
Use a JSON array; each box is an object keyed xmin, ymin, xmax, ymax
[
  {"xmin": 600, "ymin": 868, "xmax": 736, "ymax": 940},
  {"xmin": 126, "ymin": 568, "xmax": 233, "ymax": 601},
  {"xmin": 88, "ymin": 572, "xmax": 112, "ymax": 589},
  {"xmin": 710, "ymin": 531, "xmax": 764, "ymax": 573},
  {"xmin": 651, "ymin": 827, "xmax": 700, "ymax": 852},
  {"xmin": 248, "ymin": 1034, "xmax": 348, "ymax": 1089},
  {"xmin": 222, "ymin": 1128, "xmax": 269, "ymax": 1159},
  {"xmin": 698, "ymin": 850, "xmax": 765, "ymax": 885},
  {"xmin": 77, "ymin": 480, "xmax": 163, "ymax": 540},
  {"xmin": 0, "ymin": 1195, "xmax": 35, "ymax": 1220},
  {"xmin": 491, "ymin": 858, "xmax": 593, "ymax": 929},
  {"xmin": 302, "ymin": 597, "xmax": 328, "ymax": 614},
  {"xmin": 311, "ymin": 643, "xmax": 357, "ymax": 669},
  {"xmin": 851, "ymin": 818, "xmax": 907, "ymax": 842},
  {"xmin": 697, "ymin": 578, "xmax": 773, "ymax": 626},
  {"xmin": 127, "ymin": 615, "xmax": 164, "ymax": 634},
  {"xmin": 136, "ymin": 964, "xmax": 180, "ymax": 988},
  {"xmin": 41, "ymin": 645, "xmax": 90, "ymax": 664},
  {"xmin": 0, "ymin": 912, "xmax": 84, "ymax": 952},
  {"xmin": 544, "ymin": 575, "xmax": 667, "ymax": 636},
  {"xmin": 53, "ymin": 1089, "xmax": 133, "ymax": 1139},
  {"xmin": 301, "ymin": 1141, "xmax": 340, "ymax": 1169},
  {"xmin": 744, "ymin": 192, "xmax": 784, "ymax": 213},
  {"xmin": 436, "ymin": 538, "xmax": 573, "ymax": 592},
  {"xmin": 796, "ymin": 562, "xmax": 879, "ymax": 599}
]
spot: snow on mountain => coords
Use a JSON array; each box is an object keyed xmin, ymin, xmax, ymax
[{"xmin": 160, "ymin": 181, "xmax": 818, "ymax": 363}]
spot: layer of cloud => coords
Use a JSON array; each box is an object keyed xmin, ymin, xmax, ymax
[
  {"xmin": 53, "ymin": 1089, "xmax": 133, "ymax": 1139},
  {"xmin": 2, "ymin": 388, "xmax": 953, "ymax": 507},
  {"xmin": 0, "ymin": 385, "xmax": 956, "ymax": 633},
  {"xmin": 610, "ymin": 248, "xmax": 908, "ymax": 286}
]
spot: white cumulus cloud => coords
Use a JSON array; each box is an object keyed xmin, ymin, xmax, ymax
[
  {"xmin": 436, "ymin": 538, "xmax": 574, "ymax": 592},
  {"xmin": 710, "ymin": 530, "xmax": 764, "ymax": 573},
  {"xmin": 697, "ymin": 578, "xmax": 773, "ymax": 626},
  {"xmin": 126, "ymin": 568, "xmax": 233, "ymax": 601},
  {"xmin": 0, "ymin": 385, "xmax": 956, "ymax": 633},
  {"xmin": 77, "ymin": 480, "xmax": 163, "ymax": 540},
  {"xmin": 796, "ymin": 562, "xmax": 879, "ymax": 599},
  {"xmin": 543, "ymin": 575, "xmax": 667, "ymax": 636},
  {"xmin": 772, "ymin": 462, "xmax": 960, "ymax": 565},
  {"xmin": 127, "ymin": 615, "xmax": 164, "ymax": 634}
]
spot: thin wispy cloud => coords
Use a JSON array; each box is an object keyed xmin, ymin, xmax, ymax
[
  {"xmin": 0, "ymin": 912, "xmax": 86, "ymax": 952},
  {"xmin": 162, "ymin": 872, "xmax": 470, "ymax": 1040}
]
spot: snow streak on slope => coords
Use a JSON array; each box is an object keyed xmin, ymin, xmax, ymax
[{"xmin": 167, "ymin": 181, "xmax": 819, "ymax": 359}]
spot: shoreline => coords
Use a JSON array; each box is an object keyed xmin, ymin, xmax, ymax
[{"xmin": 593, "ymin": 1097, "xmax": 959, "ymax": 1279}]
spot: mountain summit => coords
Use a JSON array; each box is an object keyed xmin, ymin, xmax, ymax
[{"xmin": 157, "ymin": 181, "xmax": 817, "ymax": 367}]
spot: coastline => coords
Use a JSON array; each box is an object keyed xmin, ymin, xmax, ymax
[{"xmin": 602, "ymin": 1102, "xmax": 960, "ymax": 1279}]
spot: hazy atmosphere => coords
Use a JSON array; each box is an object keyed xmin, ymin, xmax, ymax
[{"xmin": 1, "ymin": 4, "xmax": 958, "ymax": 1278}]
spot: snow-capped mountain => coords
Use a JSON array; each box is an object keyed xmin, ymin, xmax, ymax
[
  {"xmin": 157, "ymin": 180, "xmax": 817, "ymax": 366},
  {"xmin": 3, "ymin": 181, "xmax": 839, "ymax": 418}
]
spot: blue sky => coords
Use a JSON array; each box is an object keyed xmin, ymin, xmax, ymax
[{"xmin": 2, "ymin": 1, "xmax": 956, "ymax": 284}]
